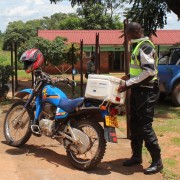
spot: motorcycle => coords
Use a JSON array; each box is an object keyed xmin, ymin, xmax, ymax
[{"xmin": 3, "ymin": 69, "xmax": 120, "ymax": 170}]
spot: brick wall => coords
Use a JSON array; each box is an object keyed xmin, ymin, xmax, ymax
[{"xmin": 43, "ymin": 52, "xmax": 110, "ymax": 74}]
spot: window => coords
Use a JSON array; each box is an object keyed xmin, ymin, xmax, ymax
[
  {"xmin": 170, "ymin": 49, "xmax": 180, "ymax": 65},
  {"xmin": 85, "ymin": 52, "xmax": 96, "ymax": 58},
  {"xmin": 158, "ymin": 56, "xmax": 169, "ymax": 65},
  {"xmin": 85, "ymin": 52, "xmax": 91, "ymax": 58}
]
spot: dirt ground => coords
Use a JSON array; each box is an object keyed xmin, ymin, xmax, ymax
[
  {"xmin": 0, "ymin": 101, "xmax": 163, "ymax": 180},
  {"xmin": 0, "ymin": 78, "xmax": 163, "ymax": 180}
]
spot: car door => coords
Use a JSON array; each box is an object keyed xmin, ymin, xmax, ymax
[
  {"xmin": 158, "ymin": 49, "xmax": 180, "ymax": 93},
  {"xmin": 158, "ymin": 55, "xmax": 171, "ymax": 92}
]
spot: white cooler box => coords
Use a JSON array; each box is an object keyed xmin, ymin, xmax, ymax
[{"xmin": 85, "ymin": 74, "xmax": 126, "ymax": 105}]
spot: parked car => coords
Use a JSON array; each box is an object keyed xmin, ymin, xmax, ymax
[{"xmin": 158, "ymin": 47, "xmax": 180, "ymax": 106}]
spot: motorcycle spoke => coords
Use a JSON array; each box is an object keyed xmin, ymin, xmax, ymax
[
  {"xmin": 6, "ymin": 106, "xmax": 30, "ymax": 142},
  {"xmin": 70, "ymin": 124, "xmax": 100, "ymax": 163}
]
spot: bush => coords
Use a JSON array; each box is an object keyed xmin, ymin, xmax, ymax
[{"xmin": 0, "ymin": 65, "xmax": 13, "ymax": 101}]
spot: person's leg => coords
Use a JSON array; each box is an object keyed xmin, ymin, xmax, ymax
[
  {"xmin": 138, "ymin": 89, "xmax": 163, "ymax": 174},
  {"xmin": 123, "ymin": 90, "xmax": 143, "ymax": 166}
]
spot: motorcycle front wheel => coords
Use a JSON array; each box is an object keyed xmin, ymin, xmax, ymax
[
  {"xmin": 67, "ymin": 119, "xmax": 106, "ymax": 170},
  {"xmin": 3, "ymin": 101, "xmax": 33, "ymax": 147}
]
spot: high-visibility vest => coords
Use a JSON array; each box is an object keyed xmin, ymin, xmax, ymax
[{"xmin": 130, "ymin": 40, "xmax": 158, "ymax": 81}]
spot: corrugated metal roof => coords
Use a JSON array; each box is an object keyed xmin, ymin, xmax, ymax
[
  {"xmin": 38, "ymin": 29, "xmax": 180, "ymax": 46},
  {"xmin": 152, "ymin": 30, "xmax": 180, "ymax": 45},
  {"xmin": 38, "ymin": 30, "xmax": 124, "ymax": 45}
]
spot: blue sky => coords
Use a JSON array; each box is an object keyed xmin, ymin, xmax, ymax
[{"xmin": 0, "ymin": 0, "xmax": 179, "ymax": 32}]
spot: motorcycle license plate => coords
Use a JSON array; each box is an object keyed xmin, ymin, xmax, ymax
[{"xmin": 105, "ymin": 115, "xmax": 119, "ymax": 128}]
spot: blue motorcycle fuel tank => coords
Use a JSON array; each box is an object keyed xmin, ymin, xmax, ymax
[{"xmin": 42, "ymin": 85, "xmax": 68, "ymax": 119}]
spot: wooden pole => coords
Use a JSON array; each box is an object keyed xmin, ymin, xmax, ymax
[
  {"xmin": 80, "ymin": 39, "xmax": 83, "ymax": 97},
  {"xmin": 31, "ymin": 72, "xmax": 34, "ymax": 88},
  {"xmin": 10, "ymin": 43, "xmax": 14, "ymax": 97},
  {"xmin": 14, "ymin": 42, "xmax": 18, "ymax": 92},
  {"xmin": 71, "ymin": 44, "xmax": 75, "ymax": 96},
  {"xmin": 95, "ymin": 33, "xmax": 100, "ymax": 74},
  {"xmin": 124, "ymin": 19, "xmax": 131, "ymax": 139}
]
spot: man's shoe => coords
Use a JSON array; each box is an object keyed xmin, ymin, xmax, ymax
[
  {"xmin": 144, "ymin": 159, "xmax": 163, "ymax": 174},
  {"xmin": 123, "ymin": 157, "xmax": 142, "ymax": 166}
]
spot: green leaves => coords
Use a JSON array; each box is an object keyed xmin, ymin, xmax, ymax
[
  {"xmin": 18, "ymin": 37, "xmax": 80, "ymax": 66},
  {"xmin": 77, "ymin": 1, "xmax": 123, "ymax": 29},
  {"xmin": 0, "ymin": 65, "xmax": 13, "ymax": 86},
  {"xmin": 3, "ymin": 20, "xmax": 43, "ymax": 50},
  {"xmin": 124, "ymin": 0, "xmax": 169, "ymax": 36},
  {"xmin": 50, "ymin": 0, "xmax": 179, "ymax": 36}
]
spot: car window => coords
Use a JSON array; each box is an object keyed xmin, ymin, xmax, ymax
[
  {"xmin": 170, "ymin": 49, "xmax": 180, "ymax": 65},
  {"xmin": 176, "ymin": 59, "xmax": 180, "ymax": 65},
  {"xmin": 159, "ymin": 56, "xmax": 169, "ymax": 65}
]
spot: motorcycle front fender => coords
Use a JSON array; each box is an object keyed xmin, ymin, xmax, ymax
[{"xmin": 15, "ymin": 88, "xmax": 33, "ymax": 99}]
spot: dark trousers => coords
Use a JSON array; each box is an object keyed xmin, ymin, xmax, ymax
[{"xmin": 129, "ymin": 87, "xmax": 161, "ymax": 161}]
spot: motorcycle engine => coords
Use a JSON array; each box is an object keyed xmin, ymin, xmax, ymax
[
  {"xmin": 39, "ymin": 102, "xmax": 56, "ymax": 136},
  {"xmin": 39, "ymin": 119, "xmax": 55, "ymax": 136},
  {"xmin": 42, "ymin": 102, "xmax": 56, "ymax": 119}
]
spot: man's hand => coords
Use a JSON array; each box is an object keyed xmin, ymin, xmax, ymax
[
  {"xmin": 121, "ymin": 74, "xmax": 130, "ymax": 80},
  {"xmin": 118, "ymin": 83, "xmax": 127, "ymax": 93}
]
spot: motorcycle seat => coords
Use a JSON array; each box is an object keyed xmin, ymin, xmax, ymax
[{"xmin": 58, "ymin": 97, "xmax": 84, "ymax": 113}]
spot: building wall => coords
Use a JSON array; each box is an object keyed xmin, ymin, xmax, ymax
[
  {"xmin": 100, "ymin": 52, "xmax": 109, "ymax": 73},
  {"xmin": 43, "ymin": 51, "xmax": 111, "ymax": 74}
]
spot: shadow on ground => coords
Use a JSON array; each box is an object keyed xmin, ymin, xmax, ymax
[{"xmin": 3, "ymin": 141, "xmax": 144, "ymax": 176}]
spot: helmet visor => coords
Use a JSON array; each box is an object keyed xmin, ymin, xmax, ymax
[{"xmin": 19, "ymin": 49, "xmax": 39, "ymax": 62}]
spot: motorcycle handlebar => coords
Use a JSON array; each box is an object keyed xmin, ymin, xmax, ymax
[
  {"xmin": 34, "ymin": 69, "xmax": 76, "ymax": 87},
  {"xmin": 53, "ymin": 77, "xmax": 76, "ymax": 87}
]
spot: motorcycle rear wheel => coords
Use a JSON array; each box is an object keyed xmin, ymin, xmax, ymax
[
  {"xmin": 67, "ymin": 119, "xmax": 106, "ymax": 170},
  {"xmin": 3, "ymin": 101, "xmax": 33, "ymax": 147}
]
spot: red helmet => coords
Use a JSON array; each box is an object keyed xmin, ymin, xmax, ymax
[{"xmin": 20, "ymin": 48, "xmax": 44, "ymax": 73}]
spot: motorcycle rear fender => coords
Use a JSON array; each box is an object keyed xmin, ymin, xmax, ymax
[
  {"xmin": 71, "ymin": 109, "xmax": 117, "ymax": 143},
  {"xmin": 15, "ymin": 89, "xmax": 33, "ymax": 99}
]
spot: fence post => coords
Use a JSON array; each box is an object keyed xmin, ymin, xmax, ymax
[
  {"xmin": 14, "ymin": 42, "xmax": 18, "ymax": 92},
  {"xmin": 95, "ymin": 33, "xmax": 100, "ymax": 74},
  {"xmin": 71, "ymin": 44, "xmax": 75, "ymax": 96},
  {"xmin": 80, "ymin": 39, "xmax": 83, "ymax": 97},
  {"xmin": 11, "ymin": 43, "xmax": 15, "ymax": 97},
  {"xmin": 124, "ymin": 19, "xmax": 131, "ymax": 139}
]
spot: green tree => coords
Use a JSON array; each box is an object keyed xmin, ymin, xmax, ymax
[
  {"xmin": 18, "ymin": 37, "xmax": 80, "ymax": 66},
  {"xmin": 43, "ymin": 13, "xmax": 82, "ymax": 30},
  {"xmin": 77, "ymin": 1, "xmax": 123, "ymax": 29},
  {"xmin": 58, "ymin": 15, "xmax": 82, "ymax": 29},
  {"xmin": 125, "ymin": 0, "xmax": 168, "ymax": 36},
  {"xmin": 51, "ymin": 0, "xmax": 180, "ymax": 35},
  {"xmin": 51, "ymin": 0, "xmax": 180, "ymax": 18},
  {"xmin": 3, "ymin": 19, "xmax": 45, "ymax": 50},
  {"xmin": 101, "ymin": 0, "xmax": 128, "ymax": 18}
]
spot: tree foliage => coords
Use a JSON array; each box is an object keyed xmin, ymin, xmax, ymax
[
  {"xmin": 163, "ymin": 0, "xmax": 180, "ymax": 18},
  {"xmin": 18, "ymin": 37, "xmax": 80, "ymax": 66},
  {"xmin": 3, "ymin": 4, "xmax": 123, "ymax": 50},
  {"xmin": 43, "ymin": 13, "xmax": 82, "ymax": 30},
  {"xmin": 52, "ymin": 0, "xmax": 180, "ymax": 17},
  {"xmin": 124, "ymin": 0, "xmax": 180, "ymax": 36},
  {"xmin": 3, "ymin": 20, "xmax": 45, "ymax": 50},
  {"xmin": 0, "ymin": 65, "xmax": 13, "ymax": 100},
  {"xmin": 125, "ymin": 0, "xmax": 169, "ymax": 36},
  {"xmin": 51, "ymin": 0, "xmax": 180, "ymax": 35},
  {"xmin": 77, "ymin": 1, "xmax": 123, "ymax": 29}
]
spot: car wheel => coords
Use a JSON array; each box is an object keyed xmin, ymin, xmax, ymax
[{"xmin": 171, "ymin": 83, "xmax": 180, "ymax": 106}]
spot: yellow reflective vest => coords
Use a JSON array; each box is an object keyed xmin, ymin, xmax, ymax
[{"xmin": 130, "ymin": 40, "xmax": 158, "ymax": 81}]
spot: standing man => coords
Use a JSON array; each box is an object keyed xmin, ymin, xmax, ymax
[
  {"xmin": 118, "ymin": 22, "xmax": 163, "ymax": 174},
  {"xmin": 85, "ymin": 54, "xmax": 95, "ymax": 78}
]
